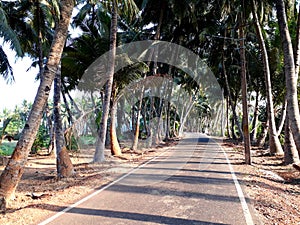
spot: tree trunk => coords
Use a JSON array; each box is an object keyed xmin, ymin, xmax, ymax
[
  {"xmin": 45, "ymin": 103, "xmax": 55, "ymax": 155},
  {"xmin": 294, "ymin": 3, "xmax": 300, "ymax": 77},
  {"xmin": 64, "ymin": 83, "xmax": 82, "ymax": 115},
  {"xmin": 226, "ymin": 97, "xmax": 231, "ymax": 138},
  {"xmin": 277, "ymin": 98, "xmax": 287, "ymax": 136},
  {"xmin": 165, "ymin": 101, "xmax": 171, "ymax": 140},
  {"xmin": 94, "ymin": 0, "xmax": 117, "ymax": 162},
  {"xmin": 276, "ymin": 0, "xmax": 300, "ymax": 152},
  {"xmin": 116, "ymin": 98, "xmax": 124, "ymax": 137},
  {"xmin": 164, "ymin": 78, "xmax": 173, "ymax": 140},
  {"xmin": 132, "ymin": 87, "xmax": 145, "ymax": 150},
  {"xmin": 35, "ymin": 0, "xmax": 44, "ymax": 81},
  {"xmin": 142, "ymin": 106, "xmax": 149, "ymax": 137},
  {"xmin": 61, "ymin": 84, "xmax": 73, "ymax": 125},
  {"xmin": 222, "ymin": 45, "xmax": 243, "ymax": 140},
  {"xmin": 53, "ymin": 68, "xmax": 74, "ymax": 178},
  {"xmin": 257, "ymin": 119, "xmax": 269, "ymax": 147},
  {"xmin": 155, "ymin": 83, "xmax": 166, "ymax": 144},
  {"xmin": 110, "ymin": 102, "xmax": 122, "ymax": 156},
  {"xmin": 284, "ymin": 115, "xmax": 299, "ymax": 165},
  {"xmin": 179, "ymin": 95, "xmax": 194, "ymax": 136},
  {"xmin": 110, "ymin": 83, "xmax": 122, "ymax": 156},
  {"xmin": 239, "ymin": 14, "xmax": 251, "ymax": 164},
  {"xmin": 250, "ymin": 91, "xmax": 259, "ymax": 143},
  {"xmin": 0, "ymin": 0, "xmax": 74, "ymax": 207},
  {"xmin": 252, "ymin": 0, "xmax": 283, "ymax": 155}
]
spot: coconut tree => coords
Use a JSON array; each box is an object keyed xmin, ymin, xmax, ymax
[
  {"xmin": 91, "ymin": 0, "xmax": 138, "ymax": 162},
  {"xmin": 1, "ymin": 0, "xmax": 59, "ymax": 78},
  {"xmin": 54, "ymin": 67, "xmax": 74, "ymax": 177},
  {"xmin": 275, "ymin": 0, "xmax": 300, "ymax": 152},
  {"xmin": 251, "ymin": 0, "xmax": 283, "ymax": 155},
  {"xmin": 0, "ymin": 0, "xmax": 74, "ymax": 210}
]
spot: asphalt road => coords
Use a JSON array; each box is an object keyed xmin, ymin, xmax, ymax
[{"xmin": 38, "ymin": 133, "xmax": 260, "ymax": 225}]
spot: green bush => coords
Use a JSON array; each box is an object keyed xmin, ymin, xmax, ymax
[
  {"xmin": 0, "ymin": 141, "xmax": 16, "ymax": 156},
  {"xmin": 31, "ymin": 126, "xmax": 50, "ymax": 154}
]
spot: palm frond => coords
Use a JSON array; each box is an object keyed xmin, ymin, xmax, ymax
[
  {"xmin": 0, "ymin": 46, "xmax": 14, "ymax": 84},
  {"xmin": 0, "ymin": 7, "xmax": 23, "ymax": 57}
]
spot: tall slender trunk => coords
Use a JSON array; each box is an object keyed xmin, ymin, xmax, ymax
[
  {"xmin": 294, "ymin": 3, "xmax": 300, "ymax": 77},
  {"xmin": 61, "ymin": 84, "xmax": 73, "ymax": 125},
  {"xmin": 0, "ymin": 0, "xmax": 74, "ymax": 207},
  {"xmin": 45, "ymin": 103, "xmax": 55, "ymax": 154},
  {"xmin": 283, "ymin": 3, "xmax": 300, "ymax": 165},
  {"xmin": 110, "ymin": 83, "xmax": 121, "ymax": 156},
  {"xmin": 239, "ymin": 14, "xmax": 251, "ymax": 165},
  {"xmin": 132, "ymin": 88, "xmax": 144, "ymax": 150},
  {"xmin": 54, "ymin": 68, "xmax": 74, "ymax": 178},
  {"xmin": 284, "ymin": 116, "xmax": 299, "ymax": 165},
  {"xmin": 165, "ymin": 101, "xmax": 171, "ymax": 140},
  {"xmin": 110, "ymin": 102, "xmax": 122, "ymax": 156},
  {"xmin": 147, "ymin": 96, "xmax": 155, "ymax": 147},
  {"xmin": 276, "ymin": 0, "xmax": 300, "ymax": 152},
  {"xmin": 164, "ymin": 76, "xmax": 173, "ymax": 140},
  {"xmin": 155, "ymin": 81, "xmax": 167, "ymax": 144},
  {"xmin": 252, "ymin": 0, "xmax": 283, "ymax": 155},
  {"xmin": 250, "ymin": 90, "xmax": 259, "ymax": 143},
  {"xmin": 63, "ymin": 82, "xmax": 82, "ymax": 115},
  {"xmin": 94, "ymin": 0, "xmax": 117, "ymax": 162},
  {"xmin": 179, "ymin": 95, "xmax": 195, "ymax": 136},
  {"xmin": 35, "ymin": 0, "xmax": 44, "ymax": 81},
  {"xmin": 277, "ymin": 98, "xmax": 287, "ymax": 135},
  {"xmin": 226, "ymin": 97, "xmax": 230, "ymax": 138},
  {"xmin": 222, "ymin": 43, "xmax": 243, "ymax": 140},
  {"xmin": 116, "ymin": 97, "xmax": 124, "ymax": 137}
]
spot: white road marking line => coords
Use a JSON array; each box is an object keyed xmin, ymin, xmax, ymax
[
  {"xmin": 38, "ymin": 149, "xmax": 170, "ymax": 225},
  {"xmin": 217, "ymin": 141, "xmax": 255, "ymax": 225}
]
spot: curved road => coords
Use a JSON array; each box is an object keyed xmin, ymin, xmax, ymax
[{"xmin": 38, "ymin": 133, "xmax": 260, "ymax": 225}]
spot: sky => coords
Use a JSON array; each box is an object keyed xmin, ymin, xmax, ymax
[
  {"xmin": 0, "ymin": 7, "xmax": 81, "ymax": 113},
  {"xmin": 0, "ymin": 43, "xmax": 40, "ymax": 112}
]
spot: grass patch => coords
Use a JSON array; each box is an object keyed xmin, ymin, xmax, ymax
[{"xmin": 0, "ymin": 141, "xmax": 17, "ymax": 156}]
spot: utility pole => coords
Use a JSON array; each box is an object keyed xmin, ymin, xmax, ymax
[{"xmin": 239, "ymin": 12, "xmax": 251, "ymax": 165}]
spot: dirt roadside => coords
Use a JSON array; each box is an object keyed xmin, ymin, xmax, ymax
[{"xmin": 222, "ymin": 140, "xmax": 300, "ymax": 225}]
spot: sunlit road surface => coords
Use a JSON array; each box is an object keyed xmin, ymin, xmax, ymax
[{"xmin": 39, "ymin": 133, "xmax": 260, "ymax": 225}]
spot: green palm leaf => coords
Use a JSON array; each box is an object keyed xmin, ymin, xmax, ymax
[
  {"xmin": 0, "ymin": 7, "xmax": 23, "ymax": 57},
  {"xmin": 0, "ymin": 46, "xmax": 14, "ymax": 83}
]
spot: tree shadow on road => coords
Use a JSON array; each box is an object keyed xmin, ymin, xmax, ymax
[{"xmin": 28, "ymin": 203, "xmax": 228, "ymax": 225}]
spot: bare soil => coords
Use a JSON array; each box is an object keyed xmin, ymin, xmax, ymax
[{"xmin": 0, "ymin": 138, "xmax": 299, "ymax": 225}]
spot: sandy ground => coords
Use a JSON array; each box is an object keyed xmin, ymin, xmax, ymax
[{"xmin": 0, "ymin": 138, "xmax": 299, "ymax": 225}]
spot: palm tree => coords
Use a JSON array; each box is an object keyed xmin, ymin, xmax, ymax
[
  {"xmin": 251, "ymin": 0, "xmax": 283, "ymax": 155},
  {"xmin": 92, "ymin": 0, "xmax": 138, "ymax": 162},
  {"xmin": 111, "ymin": 58, "xmax": 148, "ymax": 154},
  {"xmin": 54, "ymin": 67, "xmax": 74, "ymax": 177},
  {"xmin": 0, "ymin": 0, "xmax": 75, "ymax": 210},
  {"xmin": 275, "ymin": 0, "xmax": 300, "ymax": 153},
  {"xmin": 93, "ymin": 0, "xmax": 118, "ymax": 162},
  {"xmin": 2, "ymin": 0, "xmax": 58, "ymax": 77}
]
